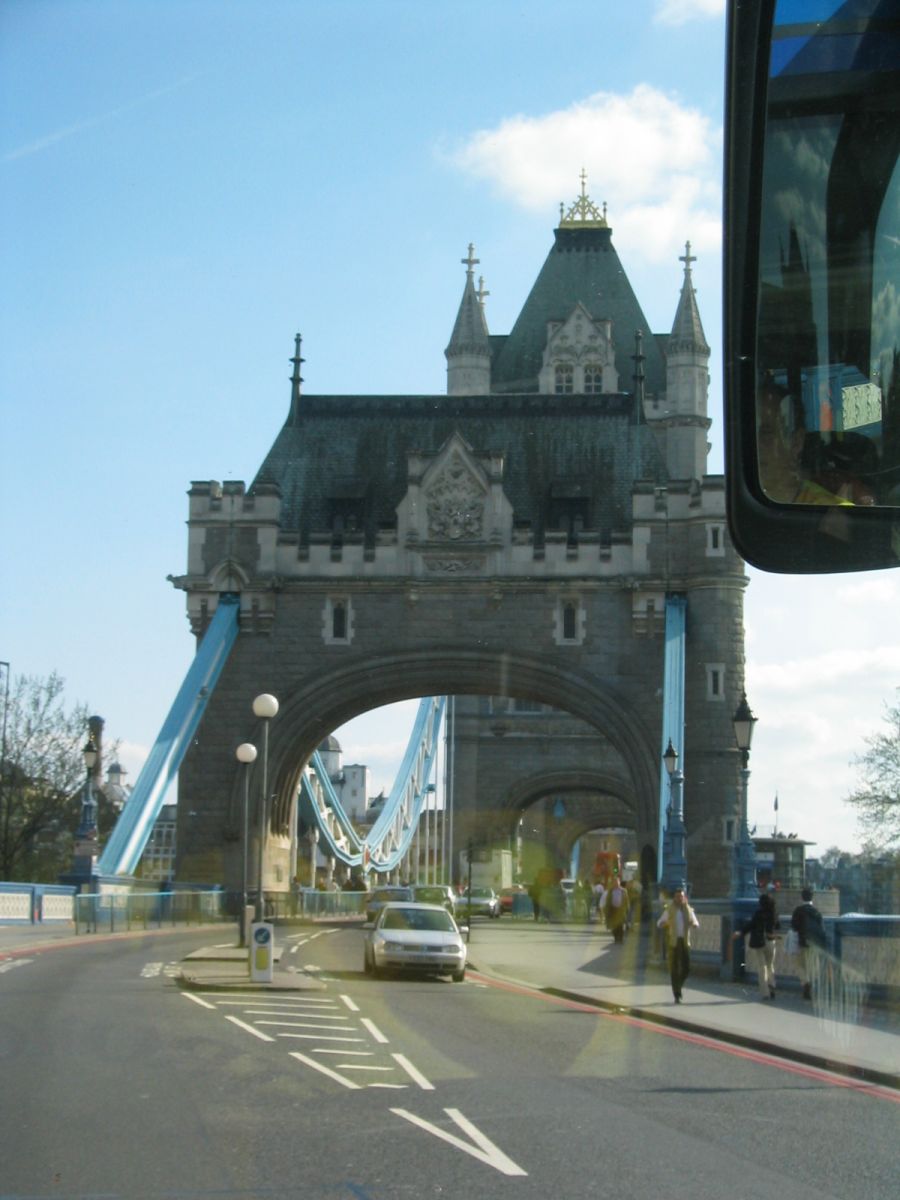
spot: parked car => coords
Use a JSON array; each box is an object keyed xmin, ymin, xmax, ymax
[
  {"xmin": 363, "ymin": 902, "xmax": 467, "ymax": 981},
  {"xmin": 460, "ymin": 885, "xmax": 501, "ymax": 919},
  {"xmin": 411, "ymin": 884, "xmax": 456, "ymax": 913},
  {"xmin": 364, "ymin": 886, "xmax": 413, "ymax": 924}
]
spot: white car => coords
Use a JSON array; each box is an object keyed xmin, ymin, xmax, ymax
[{"xmin": 363, "ymin": 901, "xmax": 467, "ymax": 982}]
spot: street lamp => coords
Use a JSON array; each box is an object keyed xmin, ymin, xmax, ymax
[
  {"xmin": 661, "ymin": 739, "xmax": 687, "ymax": 894},
  {"xmin": 252, "ymin": 693, "xmax": 279, "ymax": 921},
  {"xmin": 235, "ymin": 742, "xmax": 257, "ymax": 944},
  {"xmin": 731, "ymin": 692, "xmax": 759, "ymax": 899},
  {"xmin": 78, "ymin": 733, "xmax": 99, "ymax": 839}
]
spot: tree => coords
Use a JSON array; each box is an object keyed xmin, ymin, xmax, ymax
[
  {"xmin": 846, "ymin": 692, "xmax": 900, "ymax": 853},
  {"xmin": 0, "ymin": 673, "xmax": 91, "ymax": 880}
]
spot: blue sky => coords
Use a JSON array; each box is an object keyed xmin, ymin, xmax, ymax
[{"xmin": 2, "ymin": 0, "xmax": 898, "ymax": 858}]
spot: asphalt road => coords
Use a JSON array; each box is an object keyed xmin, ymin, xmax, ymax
[{"xmin": 1, "ymin": 926, "xmax": 897, "ymax": 1200}]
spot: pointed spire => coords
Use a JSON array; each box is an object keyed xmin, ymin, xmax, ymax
[
  {"xmin": 669, "ymin": 242, "xmax": 709, "ymax": 355},
  {"xmin": 445, "ymin": 244, "xmax": 491, "ymax": 395},
  {"xmin": 290, "ymin": 332, "xmax": 305, "ymax": 414}
]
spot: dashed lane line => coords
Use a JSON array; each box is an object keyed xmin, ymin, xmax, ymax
[{"xmin": 181, "ymin": 992, "xmax": 216, "ymax": 1010}]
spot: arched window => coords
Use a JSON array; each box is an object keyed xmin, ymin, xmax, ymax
[
  {"xmin": 583, "ymin": 363, "xmax": 603, "ymax": 393},
  {"xmin": 554, "ymin": 363, "xmax": 574, "ymax": 394}
]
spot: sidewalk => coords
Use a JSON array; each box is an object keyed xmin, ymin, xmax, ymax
[
  {"xmin": 463, "ymin": 921, "xmax": 899, "ymax": 1090},
  {"xmin": 3, "ymin": 919, "xmax": 897, "ymax": 1088}
]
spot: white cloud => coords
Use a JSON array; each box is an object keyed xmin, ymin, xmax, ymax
[
  {"xmin": 654, "ymin": 0, "xmax": 725, "ymax": 26},
  {"xmin": 447, "ymin": 85, "xmax": 722, "ymax": 265}
]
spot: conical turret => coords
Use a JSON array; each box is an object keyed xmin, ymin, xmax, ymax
[
  {"xmin": 661, "ymin": 242, "xmax": 711, "ymax": 480},
  {"xmin": 445, "ymin": 244, "xmax": 491, "ymax": 395}
]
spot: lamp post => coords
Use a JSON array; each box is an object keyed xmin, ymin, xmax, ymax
[
  {"xmin": 235, "ymin": 742, "xmax": 257, "ymax": 945},
  {"xmin": 77, "ymin": 733, "xmax": 99, "ymax": 841},
  {"xmin": 252, "ymin": 693, "xmax": 279, "ymax": 921},
  {"xmin": 661, "ymin": 739, "xmax": 687, "ymax": 894},
  {"xmin": 731, "ymin": 692, "xmax": 759, "ymax": 900},
  {"xmin": 308, "ymin": 826, "xmax": 319, "ymax": 889}
]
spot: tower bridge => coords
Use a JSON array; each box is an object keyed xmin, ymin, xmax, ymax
[{"xmin": 107, "ymin": 181, "xmax": 747, "ymax": 898}]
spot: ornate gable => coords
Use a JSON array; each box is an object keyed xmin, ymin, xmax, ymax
[
  {"xmin": 538, "ymin": 302, "xmax": 619, "ymax": 395},
  {"xmin": 396, "ymin": 431, "xmax": 513, "ymax": 574}
]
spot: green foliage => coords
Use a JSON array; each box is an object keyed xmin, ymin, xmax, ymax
[
  {"xmin": 846, "ymin": 691, "xmax": 900, "ymax": 853},
  {"xmin": 0, "ymin": 673, "xmax": 91, "ymax": 880}
]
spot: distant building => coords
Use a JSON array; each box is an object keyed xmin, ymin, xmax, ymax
[{"xmin": 752, "ymin": 832, "xmax": 814, "ymax": 891}]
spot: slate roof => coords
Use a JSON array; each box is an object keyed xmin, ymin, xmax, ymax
[
  {"xmin": 253, "ymin": 392, "xmax": 668, "ymax": 543},
  {"xmin": 489, "ymin": 224, "xmax": 667, "ymax": 397}
]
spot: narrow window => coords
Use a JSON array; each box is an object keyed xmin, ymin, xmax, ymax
[
  {"xmin": 706, "ymin": 523, "xmax": 725, "ymax": 556},
  {"xmin": 706, "ymin": 664, "xmax": 725, "ymax": 701},
  {"xmin": 332, "ymin": 601, "xmax": 346, "ymax": 641},
  {"xmin": 563, "ymin": 602, "xmax": 577, "ymax": 640},
  {"xmin": 583, "ymin": 363, "xmax": 603, "ymax": 393},
  {"xmin": 554, "ymin": 363, "xmax": 574, "ymax": 394}
]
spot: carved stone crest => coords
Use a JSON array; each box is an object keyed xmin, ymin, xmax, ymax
[{"xmin": 425, "ymin": 449, "xmax": 485, "ymax": 541}]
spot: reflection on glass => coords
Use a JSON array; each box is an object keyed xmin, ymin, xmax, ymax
[{"xmin": 756, "ymin": 1, "xmax": 900, "ymax": 507}]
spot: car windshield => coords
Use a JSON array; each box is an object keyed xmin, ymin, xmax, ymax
[
  {"xmin": 469, "ymin": 888, "xmax": 492, "ymax": 898},
  {"xmin": 372, "ymin": 889, "xmax": 409, "ymax": 903},
  {"xmin": 381, "ymin": 908, "xmax": 455, "ymax": 932},
  {"xmin": 414, "ymin": 888, "xmax": 448, "ymax": 903}
]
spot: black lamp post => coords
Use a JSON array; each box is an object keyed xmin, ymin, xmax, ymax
[
  {"xmin": 661, "ymin": 739, "xmax": 687, "ymax": 893},
  {"xmin": 77, "ymin": 734, "xmax": 99, "ymax": 840},
  {"xmin": 731, "ymin": 692, "xmax": 759, "ymax": 899}
]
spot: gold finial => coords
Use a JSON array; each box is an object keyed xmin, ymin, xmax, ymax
[
  {"xmin": 559, "ymin": 171, "xmax": 608, "ymax": 229},
  {"xmin": 461, "ymin": 243, "xmax": 480, "ymax": 277}
]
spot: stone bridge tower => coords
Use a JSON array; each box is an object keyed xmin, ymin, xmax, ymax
[{"xmin": 172, "ymin": 181, "xmax": 747, "ymax": 898}]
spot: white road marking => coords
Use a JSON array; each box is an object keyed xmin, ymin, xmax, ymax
[
  {"xmin": 181, "ymin": 992, "xmax": 216, "ymax": 1010},
  {"xmin": 340, "ymin": 994, "xmax": 360, "ymax": 1012},
  {"xmin": 290, "ymin": 944, "xmax": 300, "ymax": 955},
  {"xmin": 360, "ymin": 1017, "xmax": 389, "ymax": 1044},
  {"xmin": 368, "ymin": 1083, "xmax": 409, "ymax": 1089},
  {"xmin": 313, "ymin": 1049, "xmax": 373, "ymax": 1056},
  {"xmin": 391, "ymin": 1053, "xmax": 435, "ymax": 1090},
  {"xmin": 242, "ymin": 1009, "xmax": 347, "ymax": 1019},
  {"xmin": 391, "ymin": 1108, "xmax": 527, "ymax": 1177},
  {"xmin": 289, "ymin": 1051, "xmax": 360, "ymax": 1089},
  {"xmin": 255, "ymin": 1020, "xmax": 358, "ymax": 1031},
  {"xmin": 0, "ymin": 959, "xmax": 33, "ymax": 974},
  {"xmin": 336, "ymin": 1064, "xmax": 395, "ymax": 1072},
  {"xmin": 225, "ymin": 1015, "xmax": 276, "ymax": 1043},
  {"xmin": 141, "ymin": 963, "xmax": 164, "ymax": 977},
  {"xmin": 212, "ymin": 998, "xmax": 337, "ymax": 1007},
  {"xmin": 276, "ymin": 1033, "xmax": 366, "ymax": 1042}
]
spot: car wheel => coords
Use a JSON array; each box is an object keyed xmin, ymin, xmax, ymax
[{"xmin": 452, "ymin": 968, "xmax": 466, "ymax": 982}]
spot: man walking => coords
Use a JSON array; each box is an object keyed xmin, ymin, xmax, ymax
[
  {"xmin": 657, "ymin": 884, "xmax": 700, "ymax": 1003},
  {"xmin": 791, "ymin": 886, "xmax": 826, "ymax": 1000}
]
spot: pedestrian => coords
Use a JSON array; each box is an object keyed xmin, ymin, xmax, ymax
[
  {"xmin": 791, "ymin": 886, "xmax": 827, "ymax": 1000},
  {"xmin": 732, "ymin": 887, "xmax": 780, "ymax": 999},
  {"xmin": 657, "ymin": 884, "xmax": 699, "ymax": 1003},
  {"xmin": 625, "ymin": 876, "xmax": 643, "ymax": 930},
  {"xmin": 604, "ymin": 877, "xmax": 630, "ymax": 943},
  {"xmin": 592, "ymin": 880, "xmax": 607, "ymax": 927}
]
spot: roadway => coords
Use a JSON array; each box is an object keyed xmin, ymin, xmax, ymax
[{"xmin": 1, "ymin": 921, "xmax": 898, "ymax": 1200}]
